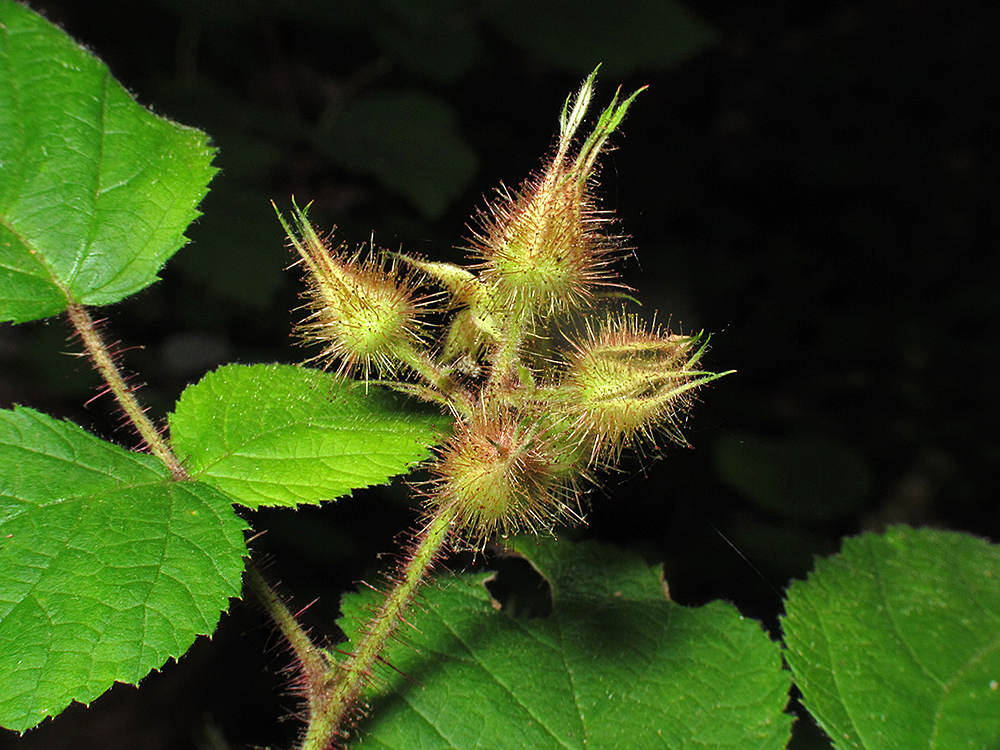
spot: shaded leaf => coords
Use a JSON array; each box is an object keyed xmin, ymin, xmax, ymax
[
  {"xmin": 715, "ymin": 432, "xmax": 871, "ymax": 521},
  {"xmin": 172, "ymin": 184, "xmax": 289, "ymax": 309},
  {"xmin": 317, "ymin": 90, "xmax": 478, "ymax": 219},
  {"xmin": 342, "ymin": 538, "xmax": 791, "ymax": 749},
  {"xmin": 376, "ymin": 0, "xmax": 481, "ymax": 84},
  {"xmin": 783, "ymin": 526, "xmax": 1000, "ymax": 750},
  {"xmin": 0, "ymin": 1, "xmax": 216, "ymax": 323},
  {"xmin": 169, "ymin": 364, "xmax": 449, "ymax": 509},
  {"xmin": 483, "ymin": 0, "xmax": 718, "ymax": 77},
  {"xmin": 0, "ymin": 406, "xmax": 247, "ymax": 733}
]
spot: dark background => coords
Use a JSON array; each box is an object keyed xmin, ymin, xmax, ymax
[{"xmin": 1, "ymin": 0, "xmax": 997, "ymax": 747}]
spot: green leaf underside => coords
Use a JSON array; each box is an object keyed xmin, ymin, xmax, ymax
[
  {"xmin": 0, "ymin": 1, "xmax": 217, "ymax": 324},
  {"xmin": 782, "ymin": 526, "xmax": 1000, "ymax": 750},
  {"xmin": 0, "ymin": 406, "xmax": 247, "ymax": 733},
  {"xmin": 342, "ymin": 539, "xmax": 791, "ymax": 749},
  {"xmin": 169, "ymin": 364, "xmax": 449, "ymax": 509}
]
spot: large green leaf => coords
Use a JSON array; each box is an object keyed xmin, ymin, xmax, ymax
[
  {"xmin": 782, "ymin": 526, "xmax": 1000, "ymax": 750},
  {"xmin": 341, "ymin": 538, "xmax": 792, "ymax": 749},
  {"xmin": 0, "ymin": 0, "xmax": 217, "ymax": 324},
  {"xmin": 0, "ymin": 406, "xmax": 247, "ymax": 733},
  {"xmin": 169, "ymin": 364, "xmax": 449, "ymax": 509}
]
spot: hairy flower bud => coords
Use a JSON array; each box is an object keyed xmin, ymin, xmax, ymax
[
  {"xmin": 473, "ymin": 179, "xmax": 615, "ymax": 319},
  {"xmin": 395, "ymin": 254, "xmax": 499, "ymax": 367},
  {"xmin": 276, "ymin": 202, "xmax": 426, "ymax": 380},
  {"xmin": 562, "ymin": 316, "xmax": 725, "ymax": 461},
  {"xmin": 470, "ymin": 71, "xmax": 643, "ymax": 320},
  {"xmin": 429, "ymin": 407, "xmax": 580, "ymax": 545}
]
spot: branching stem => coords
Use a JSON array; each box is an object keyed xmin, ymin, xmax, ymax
[
  {"xmin": 486, "ymin": 304, "xmax": 530, "ymax": 393},
  {"xmin": 395, "ymin": 343, "xmax": 476, "ymax": 419},
  {"xmin": 298, "ymin": 502, "xmax": 458, "ymax": 750}
]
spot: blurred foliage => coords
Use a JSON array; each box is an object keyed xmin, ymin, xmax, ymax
[
  {"xmin": 716, "ymin": 432, "xmax": 871, "ymax": 521},
  {"xmin": 1, "ymin": 0, "xmax": 996, "ymax": 748}
]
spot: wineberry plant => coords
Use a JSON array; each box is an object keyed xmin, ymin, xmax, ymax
[{"xmin": 2, "ymin": 4, "xmax": 999, "ymax": 749}]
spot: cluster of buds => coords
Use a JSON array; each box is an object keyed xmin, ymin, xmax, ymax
[{"xmin": 277, "ymin": 69, "xmax": 731, "ymax": 548}]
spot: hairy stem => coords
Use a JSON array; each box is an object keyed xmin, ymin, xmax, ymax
[
  {"xmin": 395, "ymin": 343, "xmax": 475, "ymax": 419},
  {"xmin": 486, "ymin": 304, "xmax": 531, "ymax": 394},
  {"xmin": 246, "ymin": 563, "xmax": 327, "ymax": 679},
  {"xmin": 302, "ymin": 503, "xmax": 459, "ymax": 750},
  {"xmin": 66, "ymin": 302, "xmax": 187, "ymax": 480}
]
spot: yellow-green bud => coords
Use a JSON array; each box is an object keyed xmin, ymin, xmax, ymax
[
  {"xmin": 563, "ymin": 316, "xmax": 715, "ymax": 461},
  {"xmin": 276, "ymin": 202, "xmax": 425, "ymax": 380},
  {"xmin": 470, "ymin": 72, "xmax": 644, "ymax": 320},
  {"xmin": 473, "ymin": 177, "xmax": 615, "ymax": 318},
  {"xmin": 429, "ymin": 407, "xmax": 579, "ymax": 546}
]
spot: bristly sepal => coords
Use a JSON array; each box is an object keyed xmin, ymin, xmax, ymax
[
  {"xmin": 426, "ymin": 404, "xmax": 583, "ymax": 548},
  {"xmin": 275, "ymin": 200, "xmax": 432, "ymax": 383},
  {"xmin": 468, "ymin": 72, "xmax": 645, "ymax": 323}
]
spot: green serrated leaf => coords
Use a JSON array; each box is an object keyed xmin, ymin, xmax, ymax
[
  {"xmin": 169, "ymin": 363, "xmax": 449, "ymax": 509},
  {"xmin": 0, "ymin": 406, "xmax": 247, "ymax": 733},
  {"xmin": 341, "ymin": 538, "xmax": 791, "ymax": 749},
  {"xmin": 782, "ymin": 526, "xmax": 1000, "ymax": 750},
  {"xmin": 0, "ymin": 1, "xmax": 217, "ymax": 324}
]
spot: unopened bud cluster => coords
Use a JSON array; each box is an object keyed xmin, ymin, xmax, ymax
[{"xmin": 278, "ymin": 70, "xmax": 731, "ymax": 547}]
